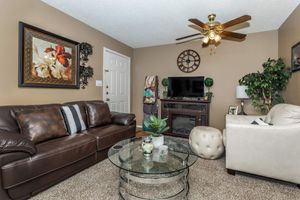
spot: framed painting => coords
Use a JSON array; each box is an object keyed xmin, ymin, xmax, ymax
[
  {"xmin": 291, "ymin": 41, "xmax": 300, "ymax": 72},
  {"xmin": 19, "ymin": 22, "xmax": 80, "ymax": 88},
  {"xmin": 228, "ymin": 105, "xmax": 238, "ymax": 115}
]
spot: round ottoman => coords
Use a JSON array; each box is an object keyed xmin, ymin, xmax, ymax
[{"xmin": 189, "ymin": 126, "xmax": 224, "ymax": 159}]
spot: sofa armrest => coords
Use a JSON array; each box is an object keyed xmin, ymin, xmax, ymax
[
  {"xmin": 111, "ymin": 112, "xmax": 136, "ymax": 126},
  {"xmin": 226, "ymin": 114, "xmax": 266, "ymax": 126},
  {"xmin": 0, "ymin": 132, "xmax": 36, "ymax": 155}
]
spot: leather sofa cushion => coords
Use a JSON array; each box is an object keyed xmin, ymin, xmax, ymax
[
  {"xmin": 85, "ymin": 124, "xmax": 135, "ymax": 151},
  {"xmin": 14, "ymin": 108, "xmax": 68, "ymax": 144},
  {"xmin": 85, "ymin": 102, "xmax": 112, "ymax": 128},
  {"xmin": 1, "ymin": 134, "xmax": 97, "ymax": 189},
  {"xmin": 265, "ymin": 104, "xmax": 300, "ymax": 125},
  {"xmin": 0, "ymin": 133, "xmax": 36, "ymax": 155}
]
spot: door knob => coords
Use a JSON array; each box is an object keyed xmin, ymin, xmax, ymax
[{"xmin": 106, "ymin": 98, "xmax": 110, "ymax": 101}]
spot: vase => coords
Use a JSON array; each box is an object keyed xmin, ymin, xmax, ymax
[
  {"xmin": 151, "ymin": 135, "xmax": 164, "ymax": 148},
  {"xmin": 142, "ymin": 137, "xmax": 154, "ymax": 158}
]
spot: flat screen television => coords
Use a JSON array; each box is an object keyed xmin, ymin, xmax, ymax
[{"xmin": 167, "ymin": 76, "xmax": 204, "ymax": 98}]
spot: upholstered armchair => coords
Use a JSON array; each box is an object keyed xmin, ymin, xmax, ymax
[{"xmin": 224, "ymin": 104, "xmax": 300, "ymax": 187}]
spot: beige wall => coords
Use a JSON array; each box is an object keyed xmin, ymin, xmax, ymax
[
  {"xmin": 279, "ymin": 5, "xmax": 300, "ymax": 105},
  {"xmin": 133, "ymin": 31, "xmax": 278, "ymax": 129},
  {"xmin": 0, "ymin": 0, "xmax": 133, "ymax": 105}
]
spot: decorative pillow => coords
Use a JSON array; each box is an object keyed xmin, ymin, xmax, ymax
[
  {"xmin": 251, "ymin": 118, "xmax": 271, "ymax": 126},
  {"xmin": 14, "ymin": 108, "xmax": 68, "ymax": 144},
  {"xmin": 85, "ymin": 102, "xmax": 112, "ymax": 128},
  {"xmin": 265, "ymin": 104, "xmax": 300, "ymax": 125},
  {"xmin": 61, "ymin": 104, "xmax": 86, "ymax": 134}
]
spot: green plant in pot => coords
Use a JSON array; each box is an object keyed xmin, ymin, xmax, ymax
[
  {"xmin": 204, "ymin": 77, "xmax": 214, "ymax": 100},
  {"xmin": 161, "ymin": 78, "xmax": 169, "ymax": 98},
  {"xmin": 239, "ymin": 58, "xmax": 291, "ymax": 113},
  {"xmin": 143, "ymin": 115, "xmax": 169, "ymax": 148}
]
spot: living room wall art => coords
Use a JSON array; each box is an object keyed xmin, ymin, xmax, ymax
[
  {"xmin": 18, "ymin": 22, "xmax": 80, "ymax": 88},
  {"xmin": 291, "ymin": 41, "xmax": 300, "ymax": 72}
]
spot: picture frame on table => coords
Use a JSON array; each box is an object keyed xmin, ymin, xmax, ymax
[
  {"xmin": 291, "ymin": 41, "xmax": 300, "ymax": 73},
  {"xmin": 228, "ymin": 105, "xmax": 239, "ymax": 115},
  {"xmin": 18, "ymin": 22, "xmax": 80, "ymax": 88}
]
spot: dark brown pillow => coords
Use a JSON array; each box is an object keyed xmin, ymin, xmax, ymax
[
  {"xmin": 85, "ymin": 102, "xmax": 112, "ymax": 128},
  {"xmin": 14, "ymin": 108, "xmax": 68, "ymax": 144}
]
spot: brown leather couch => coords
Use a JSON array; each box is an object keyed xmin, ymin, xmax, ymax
[{"xmin": 0, "ymin": 100, "xmax": 136, "ymax": 200}]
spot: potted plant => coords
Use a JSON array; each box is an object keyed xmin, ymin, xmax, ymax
[
  {"xmin": 239, "ymin": 58, "xmax": 291, "ymax": 113},
  {"xmin": 161, "ymin": 78, "xmax": 169, "ymax": 98},
  {"xmin": 143, "ymin": 115, "xmax": 169, "ymax": 148},
  {"xmin": 204, "ymin": 77, "xmax": 214, "ymax": 100}
]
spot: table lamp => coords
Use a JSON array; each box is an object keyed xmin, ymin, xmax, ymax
[{"xmin": 236, "ymin": 85, "xmax": 249, "ymax": 115}]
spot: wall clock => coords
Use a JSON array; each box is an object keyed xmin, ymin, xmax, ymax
[{"xmin": 177, "ymin": 49, "xmax": 200, "ymax": 73}]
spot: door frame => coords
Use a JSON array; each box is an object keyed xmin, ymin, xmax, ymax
[{"xmin": 103, "ymin": 47, "xmax": 131, "ymax": 112}]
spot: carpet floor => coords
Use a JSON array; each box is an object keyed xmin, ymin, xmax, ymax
[{"xmin": 31, "ymin": 157, "xmax": 300, "ymax": 200}]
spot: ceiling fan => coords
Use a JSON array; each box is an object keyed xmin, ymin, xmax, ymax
[{"xmin": 176, "ymin": 14, "xmax": 251, "ymax": 46}]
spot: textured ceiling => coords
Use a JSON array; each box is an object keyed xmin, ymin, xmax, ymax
[{"xmin": 42, "ymin": 0, "xmax": 300, "ymax": 48}]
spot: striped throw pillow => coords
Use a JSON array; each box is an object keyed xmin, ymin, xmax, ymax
[
  {"xmin": 251, "ymin": 118, "xmax": 271, "ymax": 126},
  {"xmin": 61, "ymin": 105, "xmax": 87, "ymax": 134}
]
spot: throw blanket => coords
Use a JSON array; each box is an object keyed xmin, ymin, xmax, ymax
[{"xmin": 143, "ymin": 76, "xmax": 158, "ymax": 104}]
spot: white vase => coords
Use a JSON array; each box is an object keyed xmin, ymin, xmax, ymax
[{"xmin": 151, "ymin": 135, "xmax": 164, "ymax": 148}]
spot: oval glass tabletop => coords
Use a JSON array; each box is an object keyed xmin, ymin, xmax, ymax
[{"xmin": 108, "ymin": 136, "xmax": 198, "ymax": 175}]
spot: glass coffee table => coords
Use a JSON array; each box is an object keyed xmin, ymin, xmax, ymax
[{"xmin": 108, "ymin": 136, "xmax": 198, "ymax": 200}]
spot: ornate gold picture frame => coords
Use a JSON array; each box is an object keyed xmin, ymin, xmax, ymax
[{"xmin": 19, "ymin": 22, "xmax": 80, "ymax": 88}]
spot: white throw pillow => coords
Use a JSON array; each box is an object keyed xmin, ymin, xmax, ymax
[{"xmin": 265, "ymin": 104, "xmax": 300, "ymax": 125}]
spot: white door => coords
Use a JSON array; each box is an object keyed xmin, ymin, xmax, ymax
[{"xmin": 103, "ymin": 48, "xmax": 130, "ymax": 113}]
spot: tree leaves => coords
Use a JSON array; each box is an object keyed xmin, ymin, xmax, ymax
[{"xmin": 239, "ymin": 58, "xmax": 292, "ymax": 113}]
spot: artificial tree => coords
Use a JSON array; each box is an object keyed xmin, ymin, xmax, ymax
[
  {"xmin": 239, "ymin": 58, "xmax": 291, "ymax": 113},
  {"xmin": 204, "ymin": 77, "xmax": 214, "ymax": 100},
  {"xmin": 161, "ymin": 78, "xmax": 169, "ymax": 98}
]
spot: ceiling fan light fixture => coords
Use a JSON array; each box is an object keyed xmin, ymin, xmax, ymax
[
  {"xmin": 202, "ymin": 36, "xmax": 209, "ymax": 44},
  {"xmin": 208, "ymin": 31, "xmax": 216, "ymax": 40},
  {"xmin": 176, "ymin": 14, "xmax": 251, "ymax": 47},
  {"xmin": 214, "ymin": 34, "xmax": 221, "ymax": 42}
]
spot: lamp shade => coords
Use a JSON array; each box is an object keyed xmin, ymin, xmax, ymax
[{"xmin": 236, "ymin": 85, "xmax": 249, "ymax": 99}]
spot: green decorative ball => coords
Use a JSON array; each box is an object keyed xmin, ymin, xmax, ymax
[
  {"xmin": 161, "ymin": 78, "xmax": 169, "ymax": 87},
  {"xmin": 204, "ymin": 77, "xmax": 214, "ymax": 87}
]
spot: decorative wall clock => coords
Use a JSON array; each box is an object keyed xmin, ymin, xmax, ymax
[{"xmin": 177, "ymin": 49, "xmax": 200, "ymax": 73}]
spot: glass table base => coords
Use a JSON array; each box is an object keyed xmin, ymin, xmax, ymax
[{"xmin": 118, "ymin": 169, "xmax": 189, "ymax": 200}]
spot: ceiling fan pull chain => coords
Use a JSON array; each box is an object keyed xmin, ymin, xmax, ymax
[{"xmin": 209, "ymin": 46, "xmax": 217, "ymax": 55}]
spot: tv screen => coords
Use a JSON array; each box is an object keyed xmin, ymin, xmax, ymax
[{"xmin": 167, "ymin": 76, "xmax": 204, "ymax": 98}]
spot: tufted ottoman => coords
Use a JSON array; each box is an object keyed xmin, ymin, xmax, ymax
[{"xmin": 189, "ymin": 126, "xmax": 224, "ymax": 159}]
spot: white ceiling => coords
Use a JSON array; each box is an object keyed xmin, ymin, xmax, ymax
[{"xmin": 42, "ymin": 0, "xmax": 300, "ymax": 48}]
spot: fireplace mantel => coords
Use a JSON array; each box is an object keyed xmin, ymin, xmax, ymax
[{"xmin": 160, "ymin": 98, "xmax": 210, "ymax": 138}]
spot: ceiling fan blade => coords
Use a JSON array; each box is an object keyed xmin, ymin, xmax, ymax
[
  {"xmin": 226, "ymin": 22, "xmax": 250, "ymax": 32},
  {"xmin": 189, "ymin": 18, "xmax": 208, "ymax": 29},
  {"xmin": 176, "ymin": 37, "xmax": 204, "ymax": 45},
  {"xmin": 188, "ymin": 24, "xmax": 204, "ymax": 32},
  {"xmin": 176, "ymin": 33, "xmax": 202, "ymax": 41},
  {"xmin": 221, "ymin": 15, "xmax": 251, "ymax": 29},
  {"xmin": 221, "ymin": 31, "xmax": 246, "ymax": 39}
]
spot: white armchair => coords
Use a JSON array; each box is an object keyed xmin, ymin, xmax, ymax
[{"xmin": 224, "ymin": 104, "xmax": 300, "ymax": 186}]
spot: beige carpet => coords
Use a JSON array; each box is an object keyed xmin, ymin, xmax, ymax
[{"xmin": 30, "ymin": 158, "xmax": 300, "ymax": 200}]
